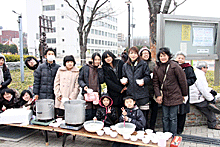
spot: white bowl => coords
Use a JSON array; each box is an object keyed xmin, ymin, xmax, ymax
[
  {"xmin": 145, "ymin": 129, "xmax": 153, "ymax": 134},
  {"xmin": 110, "ymin": 125, "xmax": 116, "ymax": 130},
  {"xmin": 96, "ymin": 130, "xmax": 104, "ymax": 136},
  {"xmin": 142, "ymin": 137, "xmax": 150, "ymax": 144},
  {"xmin": 84, "ymin": 120, "xmax": 104, "ymax": 132},
  {"xmin": 103, "ymin": 127, "xmax": 111, "ymax": 132},
  {"xmin": 115, "ymin": 122, "xmax": 136, "ymax": 135},
  {"xmin": 137, "ymin": 130, "xmax": 145, "ymax": 135},
  {"xmin": 136, "ymin": 134, "xmax": 145, "ymax": 140},
  {"xmin": 130, "ymin": 135, "xmax": 138, "ymax": 141},
  {"xmin": 123, "ymin": 134, "xmax": 131, "ymax": 140},
  {"xmin": 104, "ymin": 130, "xmax": 112, "ymax": 135},
  {"xmin": 110, "ymin": 132, "xmax": 118, "ymax": 138}
]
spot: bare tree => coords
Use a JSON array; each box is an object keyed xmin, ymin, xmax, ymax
[
  {"xmin": 146, "ymin": 0, "xmax": 187, "ymax": 60},
  {"xmin": 64, "ymin": 0, "xmax": 114, "ymax": 65}
]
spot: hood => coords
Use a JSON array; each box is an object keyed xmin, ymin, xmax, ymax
[
  {"xmin": 59, "ymin": 66, "xmax": 79, "ymax": 72},
  {"xmin": 99, "ymin": 94, "xmax": 113, "ymax": 107},
  {"xmin": 0, "ymin": 54, "xmax": 6, "ymax": 62}
]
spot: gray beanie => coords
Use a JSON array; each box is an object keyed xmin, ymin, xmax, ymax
[
  {"xmin": 139, "ymin": 47, "xmax": 150, "ymax": 56},
  {"xmin": 0, "ymin": 54, "xmax": 6, "ymax": 62}
]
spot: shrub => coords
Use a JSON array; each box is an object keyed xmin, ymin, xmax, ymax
[{"xmin": 4, "ymin": 54, "xmax": 35, "ymax": 62}]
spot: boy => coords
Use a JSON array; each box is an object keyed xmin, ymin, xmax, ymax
[
  {"xmin": 120, "ymin": 96, "xmax": 146, "ymax": 130},
  {"xmin": 33, "ymin": 48, "xmax": 60, "ymax": 100},
  {"xmin": 95, "ymin": 94, "xmax": 117, "ymax": 127}
]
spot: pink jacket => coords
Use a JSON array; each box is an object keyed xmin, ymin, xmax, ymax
[{"xmin": 54, "ymin": 66, "xmax": 80, "ymax": 109}]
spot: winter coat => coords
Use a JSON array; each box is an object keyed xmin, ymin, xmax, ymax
[
  {"xmin": 54, "ymin": 66, "xmax": 80, "ymax": 109},
  {"xmin": 1, "ymin": 89, "xmax": 20, "ymax": 109},
  {"xmin": 1, "ymin": 69, "xmax": 12, "ymax": 90},
  {"xmin": 153, "ymin": 60, "xmax": 188, "ymax": 106},
  {"xmin": 144, "ymin": 60, "xmax": 155, "ymax": 98},
  {"xmin": 33, "ymin": 62, "xmax": 60, "ymax": 99},
  {"xmin": 122, "ymin": 60, "xmax": 151, "ymax": 105},
  {"xmin": 178, "ymin": 63, "xmax": 197, "ymax": 114},
  {"xmin": 103, "ymin": 59, "xmax": 125, "ymax": 106},
  {"xmin": 78, "ymin": 63, "xmax": 104, "ymax": 96},
  {"xmin": 96, "ymin": 95, "xmax": 117, "ymax": 127},
  {"xmin": 190, "ymin": 68, "xmax": 214, "ymax": 104},
  {"xmin": 119, "ymin": 106, "xmax": 146, "ymax": 131}
]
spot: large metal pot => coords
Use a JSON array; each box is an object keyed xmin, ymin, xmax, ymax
[
  {"xmin": 36, "ymin": 99, "xmax": 54, "ymax": 120},
  {"xmin": 64, "ymin": 100, "xmax": 86, "ymax": 125}
]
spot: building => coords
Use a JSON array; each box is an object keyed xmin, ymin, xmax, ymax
[
  {"xmin": 0, "ymin": 30, "xmax": 19, "ymax": 44},
  {"xmin": 26, "ymin": 0, "xmax": 118, "ymax": 58}
]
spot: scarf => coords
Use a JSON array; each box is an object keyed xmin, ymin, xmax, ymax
[
  {"xmin": 0, "ymin": 66, "xmax": 4, "ymax": 84},
  {"xmin": 88, "ymin": 64, "xmax": 99, "ymax": 92}
]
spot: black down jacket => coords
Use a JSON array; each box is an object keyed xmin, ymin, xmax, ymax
[
  {"xmin": 122, "ymin": 60, "xmax": 151, "ymax": 105},
  {"xmin": 33, "ymin": 62, "xmax": 60, "ymax": 99},
  {"xmin": 96, "ymin": 95, "xmax": 117, "ymax": 127},
  {"xmin": 103, "ymin": 59, "xmax": 125, "ymax": 106},
  {"xmin": 1, "ymin": 69, "xmax": 12, "ymax": 90},
  {"xmin": 119, "ymin": 106, "xmax": 146, "ymax": 131}
]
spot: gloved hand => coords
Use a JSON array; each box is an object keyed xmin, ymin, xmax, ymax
[{"xmin": 210, "ymin": 90, "xmax": 217, "ymax": 97}]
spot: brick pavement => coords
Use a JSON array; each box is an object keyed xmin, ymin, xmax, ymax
[{"xmin": 0, "ymin": 125, "xmax": 219, "ymax": 147}]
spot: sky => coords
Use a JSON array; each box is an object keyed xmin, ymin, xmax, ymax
[{"xmin": 1, "ymin": 0, "xmax": 220, "ymax": 37}]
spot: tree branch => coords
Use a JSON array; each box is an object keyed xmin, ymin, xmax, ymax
[
  {"xmin": 169, "ymin": 0, "xmax": 187, "ymax": 14},
  {"xmin": 64, "ymin": 0, "xmax": 80, "ymax": 17},
  {"xmin": 162, "ymin": 0, "xmax": 172, "ymax": 14},
  {"xmin": 65, "ymin": 14, "xmax": 79, "ymax": 24},
  {"xmin": 76, "ymin": 0, "xmax": 82, "ymax": 12}
]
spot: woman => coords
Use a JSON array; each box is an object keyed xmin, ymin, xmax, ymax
[
  {"xmin": 102, "ymin": 51, "xmax": 125, "ymax": 118},
  {"xmin": 139, "ymin": 47, "xmax": 158, "ymax": 131},
  {"xmin": 0, "ymin": 54, "xmax": 12, "ymax": 111},
  {"xmin": 153, "ymin": 47, "xmax": 188, "ymax": 136},
  {"xmin": 121, "ymin": 46, "xmax": 151, "ymax": 107},
  {"xmin": 54, "ymin": 55, "xmax": 80, "ymax": 118},
  {"xmin": 18, "ymin": 90, "xmax": 34, "ymax": 110},
  {"xmin": 175, "ymin": 51, "xmax": 197, "ymax": 134},
  {"xmin": 1, "ymin": 88, "xmax": 20, "ymax": 111},
  {"xmin": 78, "ymin": 52, "xmax": 104, "ymax": 121}
]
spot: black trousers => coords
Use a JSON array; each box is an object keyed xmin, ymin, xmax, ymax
[{"xmin": 177, "ymin": 113, "xmax": 186, "ymax": 134}]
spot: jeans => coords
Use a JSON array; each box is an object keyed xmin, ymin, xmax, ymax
[{"xmin": 162, "ymin": 105, "xmax": 178, "ymax": 136}]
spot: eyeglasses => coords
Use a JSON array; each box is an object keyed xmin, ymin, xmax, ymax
[{"xmin": 204, "ymin": 67, "xmax": 208, "ymax": 69}]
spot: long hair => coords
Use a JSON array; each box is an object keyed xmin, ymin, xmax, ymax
[
  {"xmin": 102, "ymin": 51, "xmax": 116, "ymax": 66},
  {"xmin": 156, "ymin": 47, "xmax": 173, "ymax": 62},
  {"xmin": 20, "ymin": 90, "xmax": 33, "ymax": 100},
  {"xmin": 1, "ymin": 88, "xmax": 15, "ymax": 99},
  {"xmin": 127, "ymin": 46, "xmax": 141, "ymax": 65},
  {"xmin": 0, "ymin": 57, "xmax": 8, "ymax": 72}
]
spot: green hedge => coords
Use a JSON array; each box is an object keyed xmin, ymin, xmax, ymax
[{"xmin": 4, "ymin": 54, "xmax": 35, "ymax": 62}]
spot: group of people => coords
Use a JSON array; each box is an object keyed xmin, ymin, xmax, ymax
[{"xmin": 0, "ymin": 46, "xmax": 220, "ymax": 145}]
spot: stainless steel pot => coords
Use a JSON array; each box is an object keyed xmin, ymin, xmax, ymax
[
  {"xmin": 36, "ymin": 99, "xmax": 54, "ymax": 120},
  {"xmin": 64, "ymin": 100, "xmax": 86, "ymax": 125}
]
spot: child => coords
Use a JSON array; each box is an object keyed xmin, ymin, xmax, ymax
[
  {"xmin": 94, "ymin": 94, "xmax": 117, "ymax": 127},
  {"xmin": 18, "ymin": 90, "xmax": 35, "ymax": 110},
  {"xmin": 120, "ymin": 96, "xmax": 146, "ymax": 131},
  {"xmin": 112, "ymin": 96, "xmax": 146, "ymax": 147},
  {"xmin": 54, "ymin": 55, "xmax": 80, "ymax": 118},
  {"xmin": 1, "ymin": 88, "xmax": 20, "ymax": 111}
]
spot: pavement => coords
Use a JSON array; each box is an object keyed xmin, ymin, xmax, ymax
[{"xmin": 0, "ymin": 125, "xmax": 220, "ymax": 147}]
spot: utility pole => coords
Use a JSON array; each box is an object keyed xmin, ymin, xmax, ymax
[
  {"xmin": 125, "ymin": 0, "xmax": 131, "ymax": 49},
  {"xmin": 131, "ymin": 7, "xmax": 135, "ymax": 47},
  {"xmin": 13, "ymin": 10, "xmax": 24, "ymax": 82}
]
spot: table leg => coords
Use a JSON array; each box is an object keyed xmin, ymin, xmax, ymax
[
  {"xmin": 45, "ymin": 130, "xmax": 49, "ymax": 146},
  {"xmin": 73, "ymin": 135, "xmax": 76, "ymax": 141},
  {"xmin": 62, "ymin": 133, "xmax": 68, "ymax": 147}
]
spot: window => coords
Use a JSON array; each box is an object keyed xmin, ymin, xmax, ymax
[
  {"xmin": 53, "ymin": 27, "xmax": 56, "ymax": 32},
  {"xmin": 105, "ymin": 32, "xmax": 107, "ymax": 36},
  {"xmin": 36, "ymin": 33, "xmax": 39, "ymax": 39},
  {"xmin": 61, "ymin": 16, "xmax": 64, "ymax": 19},
  {"xmin": 61, "ymin": 4, "xmax": 64, "ymax": 7},
  {"xmin": 62, "ymin": 50, "xmax": 65, "ymax": 53},
  {"xmin": 49, "ymin": 16, "xmax": 55, "ymax": 22},
  {"xmin": 95, "ymin": 40, "xmax": 98, "ymax": 44},
  {"xmin": 102, "ymin": 31, "xmax": 104, "ymax": 36},
  {"xmin": 43, "ymin": 5, "xmax": 55, "ymax": 11},
  {"xmin": 62, "ymin": 39, "xmax": 65, "ymax": 42},
  {"xmin": 46, "ymin": 38, "xmax": 56, "ymax": 44},
  {"xmin": 91, "ymin": 39, "xmax": 94, "ymax": 44},
  {"xmin": 87, "ymin": 6, "xmax": 90, "ymax": 12},
  {"xmin": 62, "ymin": 27, "xmax": 64, "ymax": 30},
  {"xmin": 105, "ymin": 41, "xmax": 107, "ymax": 45},
  {"xmin": 99, "ymin": 40, "xmax": 101, "ymax": 45},
  {"xmin": 87, "ymin": 38, "xmax": 90, "ymax": 44},
  {"xmin": 99, "ymin": 30, "xmax": 101, "ymax": 35},
  {"xmin": 91, "ymin": 29, "xmax": 94, "ymax": 34},
  {"xmin": 102, "ymin": 40, "xmax": 104, "ymax": 45},
  {"xmin": 95, "ymin": 30, "xmax": 98, "ymax": 35}
]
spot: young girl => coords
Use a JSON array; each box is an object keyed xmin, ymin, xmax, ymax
[
  {"xmin": 78, "ymin": 52, "xmax": 104, "ymax": 121},
  {"xmin": 95, "ymin": 94, "xmax": 117, "ymax": 127},
  {"xmin": 1, "ymin": 88, "xmax": 20, "ymax": 111},
  {"xmin": 18, "ymin": 90, "xmax": 34, "ymax": 110},
  {"xmin": 54, "ymin": 55, "xmax": 80, "ymax": 118},
  {"xmin": 153, "ymin": 47, "xmax": 188, "ymax": 136}
]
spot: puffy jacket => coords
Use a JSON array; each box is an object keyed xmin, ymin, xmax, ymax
[
  {"xmin": 153, "ymin": 60, "xmax": 188, "ymax": 106},
  {"xmin": 96, "ymin": 95, "xmax": 117, "ymax": 127},
  {"xmin": 122, "ymin": 60, "xmax": 151, "ymax": 105},
  {"xmin": 103, "ymin": 59, "xmax": 125, "ymax": 106},
  {"xmin": 78, "ymin": 62, "xmax": 104, "ymax": 96},
  {"xmin": 33, "ymin": 62, "xmax": 60, "ymax": 99},
  {"xmin": 1, "ymin": 68, "xmax": 12, "ymax": 90},
  {"xmin": 190, "ymin": 68, "xmax": 214, "ymax": 104},
  {"xmin": 119, "ymin": 106, "xmax": 146, "ymax": 131},
  {"xmin": 144, "ymin": 60, "xmax": 155, "ymax": 98}
]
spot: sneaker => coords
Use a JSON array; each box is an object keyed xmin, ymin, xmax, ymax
[
  {"xmin": 214, "ymin": 125, "xmax": 220, "ymax": 130},
  {"xmin": 208, "ymin": 103, "xmax": 220, "ymax": 114}
]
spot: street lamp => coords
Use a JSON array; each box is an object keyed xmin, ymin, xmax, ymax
[
  {"xmin": 125, "ymin": 0, "xmax": 131, "ymax": 49},
  {"xmin": 12, "ymin": 10, "xmax": 24, "ymax": 82}
]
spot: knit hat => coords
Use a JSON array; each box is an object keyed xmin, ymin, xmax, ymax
[
  {"xmin": 138, "ymin": 47, "xmax": 150, "ymax": 56},
  {"xmin": 0, "ymin": 54, "xmax": 6, "ymax": 62},
  {"xmin": 63, "ymin": 55, "xmax": 76, "ymax": 66},
  {"xmin": 123, "ymin": 96, "xmax": 135, "ymax": 101}
]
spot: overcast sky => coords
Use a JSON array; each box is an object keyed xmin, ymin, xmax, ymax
[{"xmin": 1, "ymin": 0, "xmax": 220, "ymax": 37}]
